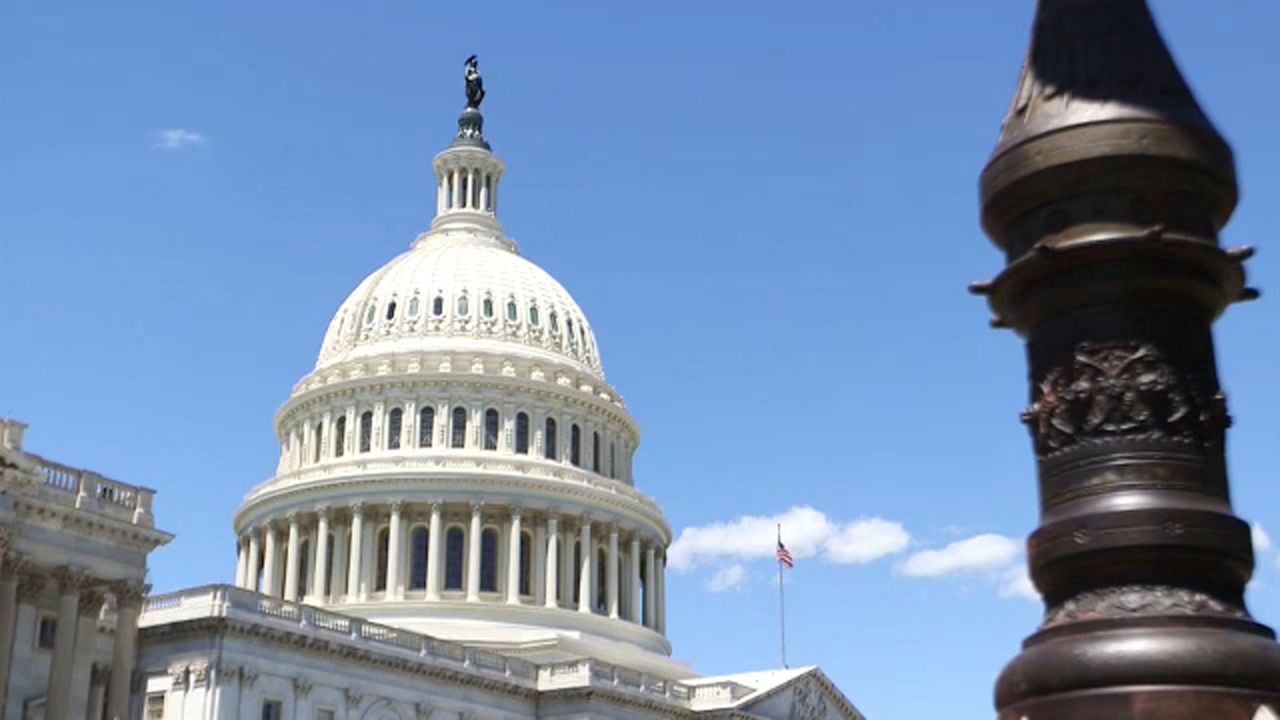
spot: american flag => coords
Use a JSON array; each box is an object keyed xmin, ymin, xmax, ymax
[{"xmin": 776, "ymin": 540, "xmax": 794, "ymax": 568}]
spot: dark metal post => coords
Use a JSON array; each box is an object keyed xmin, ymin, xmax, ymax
[{"xmin": 972, "ymin": 1, "xmax": 1280, "ymax": 717}]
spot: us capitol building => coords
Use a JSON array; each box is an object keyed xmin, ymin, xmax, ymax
[{"xmin": 0, "ymin": 60, "xmax": 862, "ymax": 720}]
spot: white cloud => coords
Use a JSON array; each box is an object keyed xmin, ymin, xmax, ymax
[
  {"xmin": 1254, "ymin": 522, "xmax": 1273, "ymax": 555},
  {"xmin": 707, "ymin": 564, "xmax": 747, "ymax": 593},
  {"xmin": 897, "ymin": 534, "xmax": 1021, "ymax": 577},
  {"xmin": 997, "ymin": 564, "xmax": 1039, "ymax": 601},
  {"xmin": 153, "ymin": 128, "xmax": 206, "ymax": 150},
  {"xmin": 667, "ymin": 506, "xmax": 909, "ymax": 572}
]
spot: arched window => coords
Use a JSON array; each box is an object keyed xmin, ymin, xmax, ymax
[
  {"xmin": 570, "ymin": 424, "xmax": 581, "ymax": 467},
  {"xmin": 432, "ymin": 296, "xmax": 444, "ymax": 316},
  {"xmin": 334, "ymin": 416, "xmax": 347, "ymax": 458},
  {"xmin": 567, "ymin": 318, "xmax": 576, "ymax": 348},
  {"xmin": 410, "ymin": 527, "xmax": 429, "ymax": 591},
  {"xmin": 375, "ymin": 528, "xmax": 390, "ymax": 592},
  {"xmin": 451, "ymin": 407, "xmax": 468, "ymax": 448},
  {"xmin": 573, "ymin": 541, "xmax": 582, "ymax": 604},
  {"xmin": 483, "ymin": 297, "xmax": 494, "ymax": 318},
  {"xmin": 529, "ymin": 305, "xmax": 540, "ymax": 326},
  {"xmin": 550, "ymin": 311, "xmax": 559, "ymax": 332},
  {"xmin": 484, "ymin": 409, "xmax": 499, "ymax": 451},
  {"xmin": 480, "ymin": 528, "xmax": 499, "ymax": 593},
  {"xmin": 610, "ymin": 442, "xmax": 616, "ymax": 479},
  {"xmin": 408, "ymin": 296, "xmax": 420, "ymax": 317},
  {"xmin": 386, "ymin": 300, "xmax": 397, "ymax": 320},
  {"xmin": 446, "ymin": 176, "xmax": 455, "ymax": 209},
  {"xmin": 387, "ymin": 408, "xmax": 403, "ymax": 450},
  {"xmin": 544, "ymin": 418, "xmax": 558, "ymax": 460},
  {"xmin": 445, "ymin": 527, "xmax": 465, "ymax": 590},
  {"xmin": 515, "ymin": 412, "xmax": 530, "ymax": 454},
  {"xmin": 520, "ymin": 531, "xmax": 532, "ymax": 596},
  {"xmin": 592, "ymin": 431, "xmax": 601, "ymax": 473},
  {"xmin": 324, "ymin": 532, "xmax": 335, "ymax": 596},
  {"xmin": 506, "ymin": 300, "xmax": 518, "ymax": 322},
  {"xmin": 298, "ymin": 539, "xmax": 311, "ymax": 601},
  {"xmin": 457, "ymin": 295, "xmax": 469, "ymax": 317},
  {"xmin": 314, "ymin": 422, "xmax": 323, "ymax": 463},
  {"xmin": 359, "ymin": 411, "xmax": 373, "ymax": 453},
  {"xmin": 419, "ymin": 406, "xmax": 434, "ymax": 448},
  {"xmin": 596, "ymin": 549, "xmax": 608, "ymax": 613},
  {"xmin": 364, "ymin": 304, "xmax": 376, "ymax": 325},
  {"xmin": 640, "ymin": 558, "xmax": 649, "ymax": 623}
]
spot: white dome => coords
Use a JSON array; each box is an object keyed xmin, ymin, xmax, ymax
[{"xmin": 316, "ymin": 229, "xmax": 604, "ymax": 380}]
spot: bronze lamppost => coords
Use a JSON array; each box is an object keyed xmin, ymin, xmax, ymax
[{"xmin": 972, "ymin": 1, "xmax": 1280, "ymax": 717}]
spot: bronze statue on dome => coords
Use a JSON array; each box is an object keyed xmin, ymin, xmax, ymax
[{"xmin": 464, "ymin": 55, "xmax": 485, "ymax": 109}]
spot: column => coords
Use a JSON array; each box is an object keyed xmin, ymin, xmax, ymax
[
  {"xmin": 247, "ymin": 527, "xmax": 262, "ymax": 589},
  {"xmin": 312, "ymin": 508, "xmax": 330, "ymax": 600},
  {"xmin": 0, "ymin": 550, "xmax": 23, "ymax": 711},
  {"xmin": 71, "ymin": 588, "xmax": 103, "ymax": 720},
  {"xmin": 560, "ymin": 523, "xmax": 574, "ymax": 607},
  {"xmin": 346, "ymin": 504, "xmax": 364, "ymax": 600},
  {"xmin": 451, "ymin": 168, "xmax": 461, "ymax": 208},
  {"xmin": 235, "ymin": 539, "xmax": 248, "ymax": 588},
  {"xmin": 644, "ymin": 544, "xmax": 656, "ymax": 629},
  {"xmin": 106, "ymin": 580, "xmax": 146, "ymax": 720},
  {"xmin": 656, "ymin": 552, "xmax": 666, "ymax": 634},
  {"xmin": 330, "ymin": 520, "xmax": 348, "ymax": 601},
  {"xmin": 543, "ymin": 514, "xmax": 559, "ymax": 609},
  {"xmin": 87, "ymin": 664, "xmax": 108, "ymax": 720},
  {"xmin": 607, "ymin": 525, "xmax": 619, "ymax": 619},
  {"xmin": 283, "ymin": 514, "xmax": 301, "ymax": 601},
  {"xmin": 386, "ymin": 502, "xmax": 403, "ymax": 599},
  {"xmin": 46, "ymin": 567, "xmax": 84, "ymax": 720},
  {"xmin": 533, "ymin": 520, "xmax": 547, "ymax": 606},
  {"xmin": 261, "ymin": 526, "xmax": 279, "ymax": 597},
  {"xmin": 629, "ymin": 538, "xmax": 641, "ymax": 623},
  {"xmin": 578, "ymin": 520, "xmax": 592, "ymax": 615},
  {"xmin": 506, "ymin": 507, "xmax": 522, "ymax": 604},
  {"xmin": 466, "ymin": 503, "xmax": 483, "ymax": 602},
  {"xmin": 426, "ymin": 503, "xmax": 443, "ymax": 601}
]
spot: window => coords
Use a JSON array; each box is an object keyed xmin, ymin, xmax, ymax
[
  {"xmin": 375, "ymin": 528, "xmax": 390, "ymax": 592},
  {"xmin": 297, "ymin": 539, "xmax": 310, "ymax": 601},
  {"xmin": 386, "ymin": 300, "xmax": 397, "ymax": 320},
  {"xmin": 529, "ymin": 305, "xmax": 540, "ymax": 326},
  {"xmin": 145, "ymin": 695, "xmax": 165, "ymax": 720},
  {"xmin": 314, "ymin": 423, "xmax": 323, "ymax": 463},
  {"xmin": 592, "ymin": 432, "xmax": 601, "ymax": 473},
  {"xmin": 408, "ymin": 296, "xmax": 420, "ymax": 317},
  {"xmin": 506, "ymin": 300, "xmax": 518, "ymax": 321},
  {"xmin": 261, "ymin": 700, "xmax": 283, "ymax": 720},
  {"xmin": 520, "ymin": 531, "xmax": 532, "ymax": 595},
  {"xmin": 484, "ymin": 409, "xmax": 499, "ymax": 451},
  {"xmin": 549, "ymin": 311, "xmax": 559, "ymax": 332},
  {"xmin": 433, "ymin": 296, "xmax": 444, "ymax": 316},
  {"xmin": 359, "ymin": 411, "xmax": 373, "ymax": 453},
  {"xmin": 334, "ymin": 416, "xmax": 346, "ymax": 458},
  {"xmin": 419, "ymin": 406, "xmax": 435, "ymax": 448},
  {"xmin": 570, "ymin": 425, "xmax": 581, "ymax": 467},
  {"xmin": 387, "ymin": 408, "xmax": 403, "ymax": 450},
  {"xmin": 515, "ymin": 412, "xmax": 530, "ymax": 454},
  {"xmin": 364, "ymin": 304, "xmax": 376, "ymax": 325},
  {"xmin": 480, "ymin": 528, "xmax": 499, "ymax": 592},
  {"xmin": 445, "ymin": 527, "xmax": 465, "ymax": 590},
  {"xmin": 483, "ymin": 297, "xmax": 494, "ymax": 318},
  {"xmin": 325, "ymin": 533, "xmax": 335, "ymax": 596},
  {"xmin": 573, "ymin": 541, "xmax": 582, "ymax": 604},
  {"xmin": 37, "ymin": 616, "xmax": 56, "ymax": 650},
  {"xmin": 457, "ymin": 295, "xmax": 469, "ymax": 316},
  {"xmin": 567, "ymin": 318, "xmax": 576, "ymax": 348},
  {"xmin": 544, "ymin": 418, "xmax": 558, "ymax": 460},
  {"xmin": 410, "ymin": 527, "xmax": 429, "ymax": 590},
  {"xmin": 610, "ymin": 443, "xmax": 616, "ymax": 479},
  {"xmin": 451, "ymin": 407, "xmax": 467, "ymax": 448},
  {"xmin": 484, "ymin": 174, "xmax": 493, "ymax": 210},
  {"xmin": 596, "ymin": 549, "xmax": 608, "ymax": 613}
]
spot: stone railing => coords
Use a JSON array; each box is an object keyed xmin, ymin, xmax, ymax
[
  {"xmin": 140, "ymin": 585, "xmax": 751, "ymax": 710},
  {"xmin": 24, "ymin": 454, "xmax": 155, "ymax": 527}
]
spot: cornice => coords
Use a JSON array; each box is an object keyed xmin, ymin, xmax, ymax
[
  {"xmin": 11, "ymin": 496, "xmax": 173, "ymax": 551},
  {"xmin": 538, "ymin": 686, "xmax": 696, "ymax": 718}
]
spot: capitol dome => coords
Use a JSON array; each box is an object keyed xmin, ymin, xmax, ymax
[{"xmin": 229, "ymin": 85, "xmax": 681, "ymax": 677}]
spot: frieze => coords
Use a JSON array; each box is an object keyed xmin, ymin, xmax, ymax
[
  {"xmin": 1043, "ymin": 585, "xmax": 1247, "ymax": 628},
  {"xmin": 1021, "ymin": 342, "xmax": 1227, "ymax": 458},
  {"xmin": 791, "ymin": 677, "xmax": 829, "ymax": 720}
]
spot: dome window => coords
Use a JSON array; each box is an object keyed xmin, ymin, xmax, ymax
[
  {"xmin": 592, "ymin": 431, "xmax": 601, "ymax": 473},
  {"xmin": 544, "ymin": 418, "xmax": 558, "ymax": 460},
  {"xmin": 364, "ymin": 304, "xmax": 376, "ymax": 325},
  {"xmin": 375, "ymin": 528, "xmax": 390, "ymax": 591},
  {"xmin": 410, "ymin": 527, "xmax": 429, "ymax": 590},
  {"xmin": 549, "ymin": 311, "xmax": 559, "ymax": 333},
  {"xmin": 314, "ymin": 422, "xmax": 324, "ymax": 464},
  {"xmin": 387, "ymin": 408, "xmax": 403, "ymax": 450},
  {"xmin": 451, "ymin": 406, "xmax": 468, "ymax": 448},
  {"xmin": 515, "ymin": 412, "xmax": 530, "ymax": 454},
  {"xmin": 334, "ymin": 416, "xmax": 347, "ymax": 458},
  {"xmin": 359, "ymin": 411, "xmax": 373, "ymax": 453},
  {"xmin": 408, "ymin": 297, "xmax": 420, "ymax": 317},
  {"xmin": 433, "ymin": 296, "xmax": 444, "ymax": 317},
  {"xmin": 570, "ymin": 424, "xmax": 581, "ymax": 467},
  {"xmin": 480, "ymin": 528, "xmax": 499, "ymax": 592},
  {"xmin": 484, "ymin": 409, "xmax": 499, "ymax": 450},
  {"xmin": 386, "ymin": 301, "xmax": 397, "ymax": 321},
  {"xmin": 506, "ymin": 300, "xmax": 518, "ymax": 322},
  {"xmin": 483, "ymin": 297, "xmax": 494, "ymax": 318},
  {"xmin": 418, "ymin": 406, "xmax": 435, "ymax": 448},
  {"xmin": 567, "ymin": 319, "xmax": 577, "ymax": 350},
  {"xmin": 457, "ymin": 295, "xmax": 470, "ymax": 317},
  {"xmin": 445, "ymin": 527, "xmax": 464, "ymax": 590},
  {"xmin": 529, "ymin": 306, "xmax": 540, "ymax": 327}
]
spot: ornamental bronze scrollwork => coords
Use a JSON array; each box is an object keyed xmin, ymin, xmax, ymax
[
  {"xmin": 1043, "ymin": 585, "xmax": 1247, "ymax": 629},
  {"xmin": 1021, "ymin": 342, "xmax": 1228, "ymax": 457}
]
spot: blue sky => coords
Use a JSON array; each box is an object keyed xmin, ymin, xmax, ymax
[{"xmin": 2, "ymin": 2, "xmax": 1278, "ymax": 718}]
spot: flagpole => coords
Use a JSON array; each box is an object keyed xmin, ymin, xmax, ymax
[{"xmin": 778, "ymin": 523, "xmax": 788, "ymax": 669}]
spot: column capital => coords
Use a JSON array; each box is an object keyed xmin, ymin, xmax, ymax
[
  {"xmin": 470, "ymin": 501, "xmax": 485, "ymax": 515},
  {"xmin": 3, "ymin": 551, "xmax": 28, "ymax": 577},
  {"xmin": 390, "ymin": 501, "xmax": 403, "ymax": 514},
  {"xmin": 90, "ymin": 663, "xmax": 111, "ymax": 686},
  {"xmin": 430, "ymin": 501, "xmax": 444, "ymax": 514},
  {"xmin": 78, "ymin": 587, "xmax": 106, "ymax": 616},
  {"xmin": 109, "ymin": 579, "xmax": 150, "ymax": 609},
  {"xmin": 0, "ymin": 526, "xmax": 15, "ymax": 553},
  {"xmin": 286, "ymin": 511, "xmax": 300, "ymax": 525},
  {"xmin": 350, "ymin": 501, "xmax": 366, "ymax": 516},
  {"xmin": 315, "ymin": 505, "xmax": 330, "ymax": 520},
  {"xmin": 17, "ymin": 572, "xmax": 45, "ymax": 602},
  {"xmin": 608, "ymin": 523, "xmax": 619, "ymax": 538},
  {"xmin": 510, "ymin": 505, "xmax": 523, "ymax": 519},
  {"xmin": 52, "ymin": 566, "xmax": 89, "ymax": 593}
]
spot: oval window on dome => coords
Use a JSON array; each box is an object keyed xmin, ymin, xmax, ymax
[
  {"xmin": 365, "ymin": 304, "xmax": 376, "ymax": 325},
  {"xmin": 566, "ymin": 319, "xmax": 577, "ymax": 350},
  {"xmin": 433, "ymin": 296, "xmax": 444, "ymax": 317},
  {"xmin": 408, "ymin": 297, "xmax": 420, "ymax": 317},
  {"xmin": 457, "ymin": 295, "xmax": 469, "ymax": 316},
  {"xmin": 483, "ymin": 297, "xmax": 494, "ymax": 318},
  {"xmin": 529, "ymin": 305, "xmax": 540, "ymax": 326},
  {"xmin": 386, "ymin": 300, "xmax": 397, "ymax": 321},
  {"xmin": 506, "ymin": 300, "xmax": 518, "ymax": 322},
  {"xmin": 549, "ymin": 311, "xmax": 559, "ymax": 332}
]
